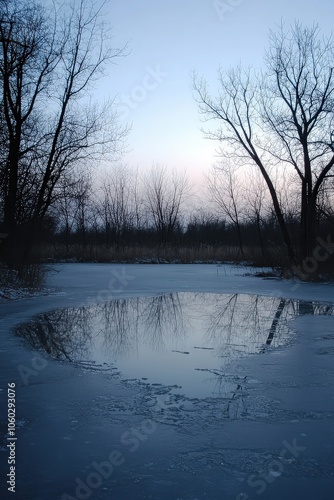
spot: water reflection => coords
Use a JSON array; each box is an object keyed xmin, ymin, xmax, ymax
[{"xmin": 14, "ymin": 293, "xmax": 334, "ymax": 398}]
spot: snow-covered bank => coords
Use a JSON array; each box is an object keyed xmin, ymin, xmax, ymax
[
  {"xmin": 1, "ymin": 262, "xmax": 334, "ymax": 312},
  {"xmin": 0, "ymin": 286, "xmax": 53, "ymax": 301},
  {"xmin": 45, "ymin": 262, "xmax": 333, "ymax": 304}
]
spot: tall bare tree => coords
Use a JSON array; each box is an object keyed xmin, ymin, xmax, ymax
[
  {"xmin": 144, "ymin": 164, "xmax": 191, "ymax": 246},
  {"xmin": 194, "ymin": 22, "xmax": 334, "ymax": 266},
  {"xmin": 0, "ymin": 0, "xmax": 126, "ymax": 268},
  {"xmin": 245, "ymin": 170, "xmax": 268, "ymax": 256},
  {"xmin": 100, "ymin": 165, "xmax": 136, "ymax": 248},
  {"xmin": 207, "ymin": 161, "xmax": 245, "ymax": 257}
]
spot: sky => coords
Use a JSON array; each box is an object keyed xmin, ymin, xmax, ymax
[{"xmin": 97, "ymin": 0, "xmax": 334, "ymax": 185}]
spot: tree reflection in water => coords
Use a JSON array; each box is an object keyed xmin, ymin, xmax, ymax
[
  {"xmin": 17, "ymin": 307, "xmax": 93, "ymax": 361},
  {"xmin": 14, "ymin": 293, "xmax": 334, "ymax": 397},
  {"xmin": 140, "ymin": 293, "xmax": 187, "ymax": 351}
]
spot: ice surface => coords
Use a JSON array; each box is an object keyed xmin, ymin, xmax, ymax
[
  {"xmin": 13, "ymin": 292, "xmax": 334, "ymax": 402},
  {"xmin": 0, "ymin": 263, "xmax": 334, "ymax": 500}
]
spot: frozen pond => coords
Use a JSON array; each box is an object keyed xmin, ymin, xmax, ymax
[
  {"xmin": 14, "ymin": 292, "xmax": 334, "ymax": 400},
  {"xmin": 2, "ymin": 264, "xmax": 334, "ymax": 500}
]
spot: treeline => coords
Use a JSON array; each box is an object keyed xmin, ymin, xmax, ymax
[
  {"xmin": 0, "ymin": 0, "xmax": 126, "ymax": 275},
  {"xmin": 1, "ymin": 1, "xmax": 334, "ymax": 279},
  {"xmin": 36, "ymin": 163, "xmax": 334, "ymax": 270}
]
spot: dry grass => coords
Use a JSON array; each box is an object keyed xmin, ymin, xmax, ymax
[
  {"xmin": 0, "ymin": 262, "xmax": 46, "ymax": 292},
  {"xmin": 37, "ymin": 243, "xmax": 289, "ymax": 268}
]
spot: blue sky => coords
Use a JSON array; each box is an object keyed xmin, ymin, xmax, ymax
[{"xmin": 98, "ymin": 0, "xmax": 334, "ymax": 183}]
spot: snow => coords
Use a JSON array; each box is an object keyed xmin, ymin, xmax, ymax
[
  {"xmin": 0, "ymin": 287, "xmax": 52, "ymax": 301},
  {"xmin": 0, "ymin": 263, "xmax": 334, "ymax": 500}
]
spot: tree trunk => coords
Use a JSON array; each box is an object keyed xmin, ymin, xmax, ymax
[
  {"xmin": 300, "ymin": 183, "xmax": 317, "ymax": 262},
  {"xmin": 256, "ymin": 212, "xmax": 265, "ymax": 257},
  {"xmin": 235, "ymin": 219, "xmax": 244, "ymax": 258}
]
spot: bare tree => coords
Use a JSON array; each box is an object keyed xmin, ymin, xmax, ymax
[
  {"xmin": 244, "ymin": 170, "xmax": 268, "ymax": 256},
  {"xmin": 317, "ymin": 176, "xmax": 334, "ymax": 222},
  {"xmin": 207, "ymin": 161, "xmax": 245, "ymax": 256},
  {"xmin": 194, "ymin": 22, "xmax": 334, "ymax": 266},
  {"xmin": 144, "ymin": 164, "xmax": 191, "ymax": 246},
  {"xmin": 100, "ymin": 165, "xmax": 135, "ymax": 248},
  {"xmin": 0, "ymin": 0, "xmax": 126, "ymax": 268},
  {"xmin": 72, "ymin": 175, "xmax": 93, "ymax": 250},
  {"xmin": 51, "ymin": 170, "xmax": 95, "ymax": 255}
]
